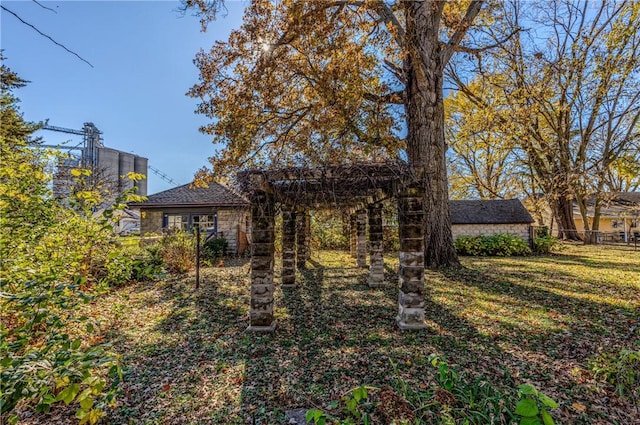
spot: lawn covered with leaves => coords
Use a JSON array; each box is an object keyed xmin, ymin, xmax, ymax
[{"xmin": 22, "ymin": 245, "xmax": 639, "ymax": 424}]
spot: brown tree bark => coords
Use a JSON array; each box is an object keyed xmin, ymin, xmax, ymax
[
  {"xmin": 554, "ymin": 196, "xmax": 580, "ymax": 241},
  {"xmin": 404, "ymin": 2, "xmax": 460, "ymax": 268}
]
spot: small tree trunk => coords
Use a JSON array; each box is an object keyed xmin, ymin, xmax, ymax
[{"xmin": 575, "ymin": 193, "xmax": 594, "ymax": 244}]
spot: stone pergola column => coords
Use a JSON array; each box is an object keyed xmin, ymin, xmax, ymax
[
  {"xmin": 396, "ymin": 184, "xmax": 427, "ymax": 330},
  {"xmin": 296, "ymin": 209, "xmax": 310, "ymax": 269},
  {"xmin": 349, "ymin": 214, "xmax": 357, "ymax": 258},
  {"xmin": 247, "ymin": 190, "xmax": 277, "ymax": 332},
  {"xmin": 368, "ymin": 204, "xmax": 385, "ymax": 287},
  {"xmin": 281, "ymin": 206, "xmax": 296, "ymax": 288},
  {"xmin": 356, "ymin": 209, "xmax": 367, "ymax": 268},
  {"xmin": 305, "ymin": 212, "xmax": 311, "ymax": 261}
]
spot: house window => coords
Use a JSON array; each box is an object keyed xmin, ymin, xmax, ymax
[
  {"xmin": 166, "ymin": 214, "xmax": 188, "ymax": 230},
  {"xmin": 193, "ymin": 214, "xmax": 216, "ymax": 231}
]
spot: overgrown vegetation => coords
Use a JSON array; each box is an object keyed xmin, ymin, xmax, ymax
[
  {"xmin": 202, "ymin": 236, "xmax": 228, "ymax": 264},
  {"xmin": 454, "ymin": 234, "xmax": 532, "ymax": 256},
  {"xmin": 10, "ymin": 245, "xmax": 635, "ymax": 424},
  {"xmin": 589, "ymin": 345, "xmax": 640, "ymax": 401},
  {"xmin": 311, "ymin": 211, "xmax": 349, "ymax": 251},
  {"xmin": 156, "ymin": 230, "xmax": 196, "ymax": 274},
  {"xmin": 532, "ymin": 236, "xmax": 561, "ymax": 255},
  {"xmin": 0, "ymin": 59, "xmax": 144, "ymax": 424}
]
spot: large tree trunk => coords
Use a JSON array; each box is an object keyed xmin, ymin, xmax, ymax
[
  {"xmin": 554, "ymin": 196, "xmax": 580, "ymax": 240},
  {"xmin": 405, "ymin": 2, "xmax": 459, "ymax": 268}
]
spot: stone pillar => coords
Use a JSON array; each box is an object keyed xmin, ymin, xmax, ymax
[
  {"xmin": 349, "ymin": 214, "xmax": 357, "ymax": 258},
  {"xmin": 247, "ymin": 191, "xmax": 277, "ymax": 332},
  {"xmin": 296, "ymin": 209, "xmax": 309, "ymax": 269},
  {"xmin": 356, "ymin": 209, "xmax": 367, "ymax": 268},
  {"xmin": 368, "ymin": 204, "xmax": 385, "ymax": 287},
  {"xmin": 281, "ymin": 206, "xmax": 296, "ymax": 287},
  {"xmin": 396, "ymin": 185, "xmax": 427, "ymax": 330}
]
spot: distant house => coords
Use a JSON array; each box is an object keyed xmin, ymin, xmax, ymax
[
  {"xmin": 450, "ymin": 199, "xmax": 535, "ymax": 242},
  {"xmin": 573, "ymin": 192, "xmax": 639, "ymax": 240},
  {"xmin": 130, "ymin": 182, "xmax": 250, "ymax": 254}
]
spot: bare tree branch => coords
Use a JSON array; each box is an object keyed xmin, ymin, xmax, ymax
[
  {"xmin": 370, "ymin": 0, "xmax": 405, "ymax": 47},
  {"xmin": 441, "ymin": 0, "xmax": 484, "ymax": 65},
  {"xmin": 2, "ymin": 5, "xmax": 93, "ymax": 68},
  {"xmin": 448, "ymin": 27, "xmax": 521, "ymax": 56},
  {"xmin": 363, "ymin": 90, "xmax": 405, "ymax": 104}
]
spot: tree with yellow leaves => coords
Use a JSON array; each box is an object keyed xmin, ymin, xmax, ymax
[{"xmin": 184, "ymin": 0, "xmax": 502, "ymax": 267}]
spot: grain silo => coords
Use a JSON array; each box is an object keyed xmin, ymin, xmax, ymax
[
  {"xmin": 118, "ymin": 152, "xmax": 135, "ymax": 192},
  {"xmin": 134, "ymin": 156, "xmax": 148, "ymax": 197},
  {"xmin": 97, "ymin": 147, "xmax": 121, "ymax": 201}
]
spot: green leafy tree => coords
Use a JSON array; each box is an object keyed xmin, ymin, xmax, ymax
[{"xmin": 0, "ymin": 57, "xmax": 125, "ymax": 424}]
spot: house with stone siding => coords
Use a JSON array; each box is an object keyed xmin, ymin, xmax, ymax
[
  {"xmin": 450, "ymin": 199, "xmax": 535, "ymax": 243},
  {"xmin": 130, "ymin": 182, "xmax": 250, "ymax": 255}
]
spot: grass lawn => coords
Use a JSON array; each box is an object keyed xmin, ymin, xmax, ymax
[{"xmin": 24, "ymin": 244, "xmax": 639, "ymax": 424}]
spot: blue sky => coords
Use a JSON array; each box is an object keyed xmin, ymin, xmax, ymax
[{"xmin": 1, "ymin": 0, "xmax": 246, "ymax": 194}]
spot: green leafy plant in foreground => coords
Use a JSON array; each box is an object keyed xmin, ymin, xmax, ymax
[
  {"xmin": 515, "ymin": 384, "xmax": 559, "ymax": 425},
  {"xmin": 390, "ymin": 355, "xmax": 559, "ymax": 424},
  {"xmin": 589, "ymin": 345, "xmax": 640, "ymax": 400},
  {"xmin": 306, "ymin": 386, "xmax": 378, "ymax": 425}
]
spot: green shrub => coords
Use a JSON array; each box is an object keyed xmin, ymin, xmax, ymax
[
  {"xmin": 132, "ymin": 245, "xmax": 165, "ymax": 281},
  {"xmin": 202, "ymin": 236, "xmax": 228, "ymax": 262},
  {"xmin": 158, "ymin": 230, "xmax": 195, "ymax": 274},
  {"xmin": 533, "ymin": 235, "xmax": 560, "ymax": 254},
  {"xmin": 455, "ymin": 234, "xmax": 531, "ymax": 256},
  {"xmin": 483, "ymin": 234, "xmax": 531, "ymax": 256},
  {"xmin": 89, "ymin": 243, "xmax": 164, "ymax": 286},
  {"xmin": 454, "ymin": 235, "xmax": 485, "ymax": 256}
]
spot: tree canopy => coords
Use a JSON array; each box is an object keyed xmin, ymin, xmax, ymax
[
  {"xmin": 186, "ymin": 0, "xmax": 494, "ymax": 267},
  {"xmin": 447, "ymin": 0, "xmax": 640, "ymax": 239}
]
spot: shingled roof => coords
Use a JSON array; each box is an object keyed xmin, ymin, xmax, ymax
[
  {"xmin": 131, "ymin": 182, "xmax": 249, "ymax": 208},
  {"xmin": 450, "ymin": 199, "xmax": 534, "ymax": 225}
]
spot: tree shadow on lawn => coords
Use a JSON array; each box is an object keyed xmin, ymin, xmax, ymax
[
  {"xmin": 540, "ymin": 255, "xmax": 640, "ymax": 273},
  {"xmin": 439, "ymin": 264, "xmax": 639, "ymax": 421},
  {"xmin": 103, "ymin": 253, "xmax": 636, "ymax": 424}
]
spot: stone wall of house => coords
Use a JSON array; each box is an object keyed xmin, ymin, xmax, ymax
[
  {"xmin": 452, "ymin": 223, "xmax": 531, "ymax": 242},
  {"xmin": 138, "ymin": 207, "xmax": 250, "ymax": 254},
  {"xmin": 217, "ymin": 209, "xmax": 250, "ymax": 255},
  {"xmin": 141, "ymin": 210, "xmax": 164, "ymax": 234}
]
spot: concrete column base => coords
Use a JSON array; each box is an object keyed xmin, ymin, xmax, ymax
[
  {"xmin": 396, "ymin": 318, "xmax": 427, "ymax": 330},
  {"xmin": 246, "ymin": 321, "xmax": 278, "ymax": 333}
]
